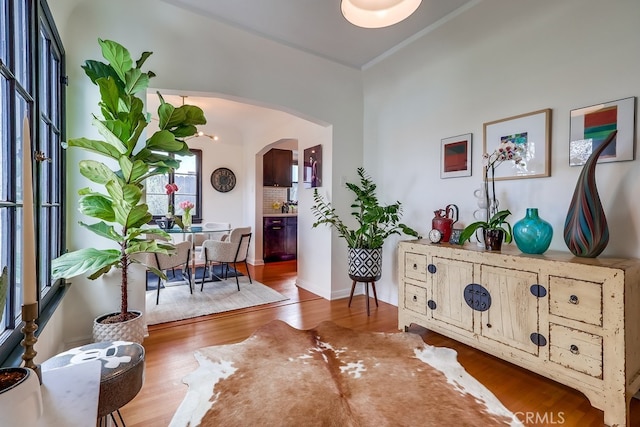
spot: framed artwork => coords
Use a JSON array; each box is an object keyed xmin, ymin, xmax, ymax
[
  {"xmin": 303, "ymin": 144, "xmax": 322, "ymax": 188},
  {"xmin": 483, "ymin": 108, "xmax": 551, "ymax": 181},
  {"xmin": 440, "ymin": 133, "xmax": 472, "ymax": 178},
  {"xmin": 569, "ymin": 96, "xmax": 636, "ymax": 166}
]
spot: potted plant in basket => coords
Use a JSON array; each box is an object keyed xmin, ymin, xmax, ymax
[
  {"xmin": 458, "ymin": 209, "xmax": 513, "ymax": 251},
  {"xmin": 311, "ymin": 167, "xmax": 420, "ymax": 281},
  {"xmin": 51, "ymin": 39, "xmax": 206, "ymax": 343}
]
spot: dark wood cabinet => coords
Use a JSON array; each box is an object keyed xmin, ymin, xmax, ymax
[
  {"xmin": 263, "ymin": 148, "xmax": 292, "ymax": 187},
  {"xmin": 264, "ymin": 216, "xmax": 297, "ymax": 262}
]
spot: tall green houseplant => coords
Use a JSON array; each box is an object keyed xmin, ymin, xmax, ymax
[
  {"xmin": 52, "ymin": 39, "xmax": 206, "ymax": 323},
  {"xmin": 311, "ymin": 167, "xmax": 419, "ymax": 249}
]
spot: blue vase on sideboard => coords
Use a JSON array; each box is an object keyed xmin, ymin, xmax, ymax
[{"xmin": 513, "ymin": 208, "xmax": 553, "ymax": 254}]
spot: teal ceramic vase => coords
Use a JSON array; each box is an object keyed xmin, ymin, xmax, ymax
[{"xmin": 513, "ymin": 208, "xmax": 553, "ymax": 254}]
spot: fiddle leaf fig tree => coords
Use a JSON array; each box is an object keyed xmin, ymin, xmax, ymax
[
  {"xmin": 311, "ymin": 167, "xmax": 420, "ymax": 249},
  {"xmin": 52, "ymin": 39, "xmax": 206, "ymax": 322}
]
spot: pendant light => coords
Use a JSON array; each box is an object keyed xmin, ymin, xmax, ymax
[{"xmin": 341, "ymin": 0, "xmax": 422, "ymax": 29}]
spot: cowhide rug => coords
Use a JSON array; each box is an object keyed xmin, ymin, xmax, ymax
[{"xmin": 170, "ymin": 320, "xmax": 523, "ymax": 426}]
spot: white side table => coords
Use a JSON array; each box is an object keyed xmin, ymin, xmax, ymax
[{"xmin": 38, "ymin": 360, "xmax": 101, "ymax": 426}]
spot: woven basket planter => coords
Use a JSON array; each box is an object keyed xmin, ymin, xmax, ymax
[{"xmin": 93, "ymin": 310, "xmax": 144, "ymax": 343}]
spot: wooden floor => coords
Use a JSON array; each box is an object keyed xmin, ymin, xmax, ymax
[{"xmin": 121, "ymin": 260, "xmax": 639, "ymax": 426}]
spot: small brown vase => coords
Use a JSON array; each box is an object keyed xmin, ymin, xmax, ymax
[{"xmin": 483, "ymin": 229, "xmax": 504, "ymax": 251}]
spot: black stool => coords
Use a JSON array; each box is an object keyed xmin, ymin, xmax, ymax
[
  {"xmin": 42, "ymin": 340, "xmax": 145, "ymax": 426},
  {"xmin": 348, "ymin": 274, "xmax": 380, "ymax": 316}
]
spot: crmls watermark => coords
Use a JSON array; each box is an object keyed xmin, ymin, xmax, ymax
[{"xmin": 515, "ymin": 412, "xmax": 566, "ymax": 425}]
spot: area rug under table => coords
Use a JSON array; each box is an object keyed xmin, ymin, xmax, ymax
[
  {"xmin": 145, "ymin": 275, "xmax": 288, "ymax": 325},
  {"xmin": 170, "ymin": 320, "xmax": 522, "ymax": 426}
]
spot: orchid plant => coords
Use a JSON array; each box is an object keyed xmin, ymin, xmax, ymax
[
  {"xmin": 482, "ymin": 140, "xmax": 526, "ymax": 216},
  {"xmin": 165, "ymin": 183, "xmax": 179, "ymax": 217}
]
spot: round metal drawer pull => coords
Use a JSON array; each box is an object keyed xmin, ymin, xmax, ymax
[
  {"xmin": 570, "ymin": 344, "xmax": 580, "ymax": 355},
  {"xmin": 569, "ymin": 294, "xmax": 579, "ymax": 304},
  {"xmin": 413, "ymin": 263, "xmax": 418, "ymax": 270},
  {"xmin": 413, "ymin": 295, "xmax": 417, "ymax": 302}
]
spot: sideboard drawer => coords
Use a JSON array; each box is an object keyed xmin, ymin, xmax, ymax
[
  {"xmin": 549, "ymin": 323, "xmax": 602, "ymax": 378},
  {"xmin": 404, "ymin": 283, "xmax": 427, "ymax": 315},
  {"xmin": 549, "ymin": 276, "xmax": 602, "ymax": 327},
  {"xmin": 404, "ymin": 252, "xmax": 428, "ymax": 282}
]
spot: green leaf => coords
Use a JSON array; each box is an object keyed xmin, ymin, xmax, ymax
[
  {"xmin": 96, "ymin": 77, "xmax": 121, "ymax": 118},
  {"xmin": 52, "ymin": 248, "xmax": 121, "ymax": 280},
  {"xmin": 91, "ymin": 116, "xmax": 128, "ymax": 155},
  {"xmin": 66, "ymin": 137, "xmax": 124, "ymax": 160},
  {"xmin": 147, "ymin": 130, "xmax": 184, "ymax": 152},
  {"xmin": 135, "ymin": 51, "xmax": 153, "ymax": 70},
  {"xmin": 79, "ymin": 160, "xmax": 120, "ymax": 185},
  {"xmin": 81, "ymin": 60, "xmax": 121, "ymax": 87},
  {"xmin": 99, "ymin": 39, "xmax": 132, "ymax": 83},
  {"xmin": 79, "ymin": 194, "xmax": 115, "ymax": 222},
  {"xmin": 80, "ymin": 221, "xmax": 122, "ymax": 242},
  {"xmin": 124, "ymin": 68, "xmax": 149, "ymax": 96},
  {"xmin": 157, "ymin": 102, "xmax": 179, "ymax": 130},
  {"xmin": 127, "ymin": 205, "xmax": 153, "ymax": 229}
]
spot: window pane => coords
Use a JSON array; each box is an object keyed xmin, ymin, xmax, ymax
[
  {"xmin": 39, "ymin": 30, "xmax": 50, "ymax": 117},
  {"xmin": 16, "ymin": 95, "xmax": 29, "ymax": 203},
  {"xmin": 0, "ymin": 76, "xmax": 7, "ymax": 201},
  {"xmin": 0, "ymin": 0, "xmax": 7, "ymax": 65},
  {"xmin": 14, "ymin": 0, "xmax": 29, "ymax": 89}
]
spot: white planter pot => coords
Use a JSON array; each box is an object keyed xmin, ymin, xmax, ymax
[
  {"xmin": 348, "ymin": 247, "xmax": 383, "ymax": 281},
  {"xmin": 93, "ymin": 310, "xmax": 144, "ymax": 343},
  {"xmin": 0, "ymin": 367, "xmax": 42, "ymax": 427}
]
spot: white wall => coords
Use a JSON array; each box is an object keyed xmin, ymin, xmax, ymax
[
  {"xmin": 362, "ymin": 0, "xmax": 640, "ymax": 305},
  {"xmin": 49, "ymin": 0, "xmax": 362, "ymax": 345}
]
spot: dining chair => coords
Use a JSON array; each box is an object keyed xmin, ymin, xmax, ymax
[
  {"xmin": 187, "ymin": 222, "xmax": 231, "ymax": 260},
  {"xmin": 145, "ymin": 241, "xmax": 192, "ymax": 304},
  {"xmin": 201, "ymin": 226, "xmax": 252, "ymax": 291}
]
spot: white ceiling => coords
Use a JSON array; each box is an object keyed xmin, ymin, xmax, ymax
[
  {"xmin": 159, "ymin": 0, "xmax": 474, "ymax": 69},
  {"xmin": 149, "ymin": 1, "xmax": 475, "ymax": 138}
]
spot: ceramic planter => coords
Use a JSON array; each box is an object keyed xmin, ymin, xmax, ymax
[
  {"xmin": 483, "ymin": 229, "xmax": 504, "ymax": 251},
  {"xmin": 348, "ymin": 248, "xmax": 382, "ymax": 281},
  {"xmin": 0, "ymin": 367, "xmax": 42, "ymax": 426},
  {"xmin": 93, "ymin": 310, "xmax": 144, "ymax": 343}
]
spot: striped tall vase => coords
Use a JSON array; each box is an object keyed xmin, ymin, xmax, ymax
[{"xmin": 563, "ymin": 130, "xmax": 617, "ymax": 257}]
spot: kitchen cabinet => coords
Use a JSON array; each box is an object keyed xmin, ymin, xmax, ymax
[
  {"xmin": 263, "ymin": 216, "xmax": 296, "ymax": 262},
  {"xmin": 263, "ymin": 148, "xmax": 292, "ymax": 187},
  {"xmin": 398, "ymin": 240, "xmax": 640, "ymax": 427}
]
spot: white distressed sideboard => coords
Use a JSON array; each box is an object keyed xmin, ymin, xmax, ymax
[{"xmin": 397, "ymin": 240, "xmax": 640, "ymax": 427}]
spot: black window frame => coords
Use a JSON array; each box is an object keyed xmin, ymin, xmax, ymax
[
  {"xmin": 150, "ymin": 148, "xmax": 203, "ymax": 224},
  {"xmin": 0, "ymin": 0, "xmax": 66, "ymax": 367}
]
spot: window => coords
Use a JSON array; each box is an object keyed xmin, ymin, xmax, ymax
[
  {"xmin": 146, "ymin": 149, "xmax": 202, "ymax": 223},
  {"xmin": 0, "ymin": 0, "xmax": 65, "ymax": 365}
]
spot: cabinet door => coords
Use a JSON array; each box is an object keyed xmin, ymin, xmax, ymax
[
  {"xmin": 285, "ymin": 217, "xmax": 297, "ymax": 258},
  {"xmin": 263, "ymin": 218, "xmax": 286, "ymax": 262},
  {"xmin": 479, "ymin": 265, "xmax": 540, "ymax": 355},
  {"xmin": 263, "ymin": 149, "xmax": 292, "ymax": 187},
  {"xmin": 429, "ymin": 257, "xmax": 474, "ymax": 332}
]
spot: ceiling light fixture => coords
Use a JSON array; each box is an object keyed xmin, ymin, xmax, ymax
[
  {"xmin": 179, "ymin": 95, "xmax": 219, "ymax": 141},
  {"xmin": 341, "ymin": 0, "xmax": 422, "ymax": 29}
]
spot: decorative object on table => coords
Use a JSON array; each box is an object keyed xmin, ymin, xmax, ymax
[
  {"xmin": 563, "ymin": 130, "xmax": 617, "ymax": 258},
  {"xmin": 431, "ymin": 204, "xmax": 458, "ymax": 243},
  {"xmin": 210, "ymin": 167, "xmax": 236, "ymax": 192},
  {"xmin": 179, "ymin": 200, "xmax": 195, "ymax": 230},
  {"xmin": 440, "ymin": 133, "xmax": 472, "ymax": 178},
  {"xmin": 480, "ymin": 138, "xmax": 525, "ymax": 225},
  {"xmin": 51, "ymin": 39, "xmax": 206, "ymax": 343},
  {"xmin": 483, "ymin": 109, "xmax": 551, "ymax": 181},
  {"xmin": 311, "ymin": 167, "xmax": 420, "ymax": 283},
  {"xmin": 0, "ymin": 367, "xmax": 43, "ymax": 427},
  {"xmin": 428, "ymin": 228, "xmax": 442, "ymax": 244},
  {"xmin": 569, "ymin": 97, "xmax": 635, "ymax": 166},
  {"xmin": 448, "ymin": 227, "xmax": 463, "ymax": 245},
  {"xmin": 459, "ymin": 210, "xmax": 513, "ymax": 251},
  {"xmin": 303, "ymin": 144, "xmax": 322, "ymax": 188},
  {"xmin": 170, "ymin": 320, "xmax": 520, "ymax": 426},
  {"xmin": 165, "ymin": 183, "xmax": 179, "ymax": 218},
  {"xmin": 513, "ymin": 208, "xmax": 553, "ymax": 254}
]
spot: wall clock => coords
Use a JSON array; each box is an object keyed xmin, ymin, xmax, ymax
[{"xmin": 210, "ymin": 167, "xmax": 236, "ymax": 193}]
